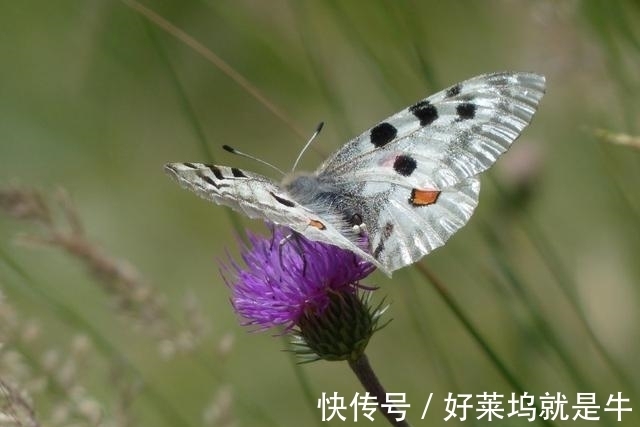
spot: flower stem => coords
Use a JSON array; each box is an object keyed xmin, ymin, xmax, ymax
[{"xmin": 348, "ymin": 353, "xmax": 412, "ymax": 427}]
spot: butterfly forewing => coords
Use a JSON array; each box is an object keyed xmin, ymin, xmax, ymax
[
  {"xmin": 165, "ymin": 163, "xmax": 295, "ymax": 222},
  {"xmin": 318, "ymin": 72, "xmax": 545, "ymax": 189},
  {"xmin": 164, "ymin": 162, "xmax": 383, "ymax": 270}
]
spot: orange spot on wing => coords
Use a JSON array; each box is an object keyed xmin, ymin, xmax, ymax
[
  {"xmin": 410, "ymin": 189, "xmax": 441, "ymax": 206},
  {"xmin": 309, "ymin": 219, "xmax": 326, "ymax": 230}
]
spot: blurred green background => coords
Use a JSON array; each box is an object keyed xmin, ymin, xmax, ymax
[{"xmin": 1, "ymin": 1, "xmax": 639, "ymax": 426}]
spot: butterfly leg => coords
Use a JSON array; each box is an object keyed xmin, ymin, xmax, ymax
[
  {"xmin": 269, "ymin": 229, "xmax": 279, "ymax": 252},
  {"xmin": 278, "ymin": 231, "xmax": 308, "ymax": 276}
]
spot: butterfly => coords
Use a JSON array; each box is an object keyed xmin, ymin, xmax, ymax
[{"xmin": 165, "ymin": 72, "xmax": 545, "ymax": 276}]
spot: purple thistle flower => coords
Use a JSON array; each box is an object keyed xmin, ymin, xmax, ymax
[{"xmin": 226, "ymin": 227, "xmax": 375, "ymax": 331}]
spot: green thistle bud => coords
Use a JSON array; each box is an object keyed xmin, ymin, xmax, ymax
[{"xmin": 291, "ymin": 290, "xmax": 389, "ymax": 363}]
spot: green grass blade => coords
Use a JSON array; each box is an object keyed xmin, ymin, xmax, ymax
[{"xmin": 414, "ymin": 263, "xmax": 559, "ymax": 427}]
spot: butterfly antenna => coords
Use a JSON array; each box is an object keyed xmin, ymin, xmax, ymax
[
  {"xmin": 222, "ymin": 145, "xmax": 285, "ymax": 176},
  {"xmin": 291, "ymin": 121, "xmax": 324, "ymax": 174}
]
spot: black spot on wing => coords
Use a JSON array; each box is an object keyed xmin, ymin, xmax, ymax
[
  {"xmin": 199, "ymin": 174, "xmax": 220, "ymax": 189},
  {"xmin": 393, "ymin": 155, "xmax": 417, "ymax": 176},
  {"xmin": 183, "ymin": 162, "xmax": 198, "ymax": 169},
  {"xmin": 456, "ymin": 102, "xmax": 476, "ymax": 120},
  {"xmin": 270, "ymin": 192, "xmax": 295, "ymax": 207},
  {"xmin": 373, "ymin": 222, "xmax": 394, "ymax": 259},
  {"xmin": 204, "ymin": 164, "xmax": 224, "ymax": 180},
  {"xmin": 370, "ymin": 122, "xmax": 397, "ymax": 147},
  {"xmin": 231, "ymin": 168, "xmax": 247, "ymax": 178},
  {"xmin": 446, "ymin": 84, "xmax": 461, "ymax": 98},
  {"xmin": 409, "ymin": 100, "xmax": 438, "ymax": 126},
  {"xmin": 373, "ymin": 241, "xmax": 384, "ymax": 259}
]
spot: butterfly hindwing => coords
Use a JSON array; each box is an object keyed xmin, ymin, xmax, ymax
[{"xmin": 365, "ymin": 177, "xmax": 480, "ymax": 273}]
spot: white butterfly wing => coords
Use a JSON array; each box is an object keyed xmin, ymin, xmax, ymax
[
  {"xmin": 361, "ymin": 178, "xmax": 480, "ymax": 273},
  {"xmin": 319, "ymin": 72, "xmax": 545, "ymax": 189},
  {"xmin": 166, "ymin": 72, "xmax": 544, "ymax": 276},
  {"xmin": 312, "ymin": 72, "xmax": 544, "ymax": 273},
  {"xmin": 164, "ymin": 162, "xmax": 382, "ymax": 269}
]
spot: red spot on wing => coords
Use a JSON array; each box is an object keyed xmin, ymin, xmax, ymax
[
  {"xmin": 309, "ymin": 219, "xmax": 326, "ymax": 230},
  {"xmin": 410, "ymin": 189, "xmax": 441, "ymax": 206}
]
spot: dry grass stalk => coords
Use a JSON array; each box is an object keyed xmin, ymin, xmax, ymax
[
  {"xmin": 0, "ymin": 185, "xmax": 208, "ymax": 357},
  {"xmin": 593, "ymin": 128, "xmax": 640, "ymax": 150},
  {"xmin": 0, "ymin": 378, "xmax": 40, "ymax": 427}
]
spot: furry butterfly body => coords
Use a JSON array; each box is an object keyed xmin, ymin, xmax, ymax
[{"xmin": 166, "ymin": 72, "xmax": 545, "ymax": 276}]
